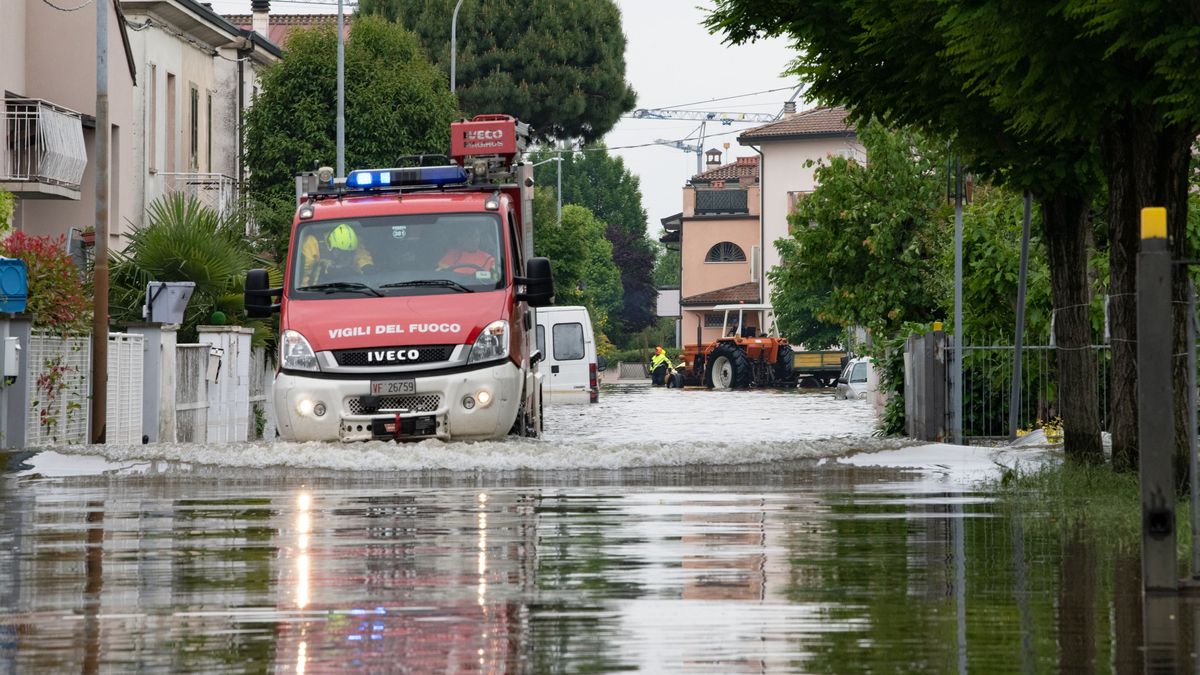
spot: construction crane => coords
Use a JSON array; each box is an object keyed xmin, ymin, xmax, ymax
[
  {"xmin": 633, "ymin": 88, "xmax": 807, "ymax": 173},
  {"xmin": 630, "ymin": 108, "xmax": 777, "ymax": 124}
]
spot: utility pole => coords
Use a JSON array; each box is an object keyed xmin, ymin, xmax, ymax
[
  {"xmin": 451, "ymin": 0, "xmax": 464, "ymax": 92},
  {"xmin": 1008, "ymin": 191, "xmax": 1032, "ymax": 440},
  {"xmin": 91, "ymin": 0, "xmax": 110, "ymax": 444},
  {"xmin": 950, "ymin": 156, "xmax": 964, "ymax": 445},
  {"xmin": 1137, "ymin": 206, "xmax": 1176, "ymax": 593},
  {"xmin": 336, "ymin": 0, "xmax": 345, "ymax": 178}
]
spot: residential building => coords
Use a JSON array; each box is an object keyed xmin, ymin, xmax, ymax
[
  {"xmin": 122, "ymin": 0, "xmax": 280, "ymax": 234},
  {"xmin": 737, "ymin": 105, "xmax": 862, "ymax": 306},
  {"xmin": 0, "ymin": 0, "xmax": 138, "ymax": 246},
  {"xmin": 662, "ymin": 150, "xmax": 762, "ymax": 346}
]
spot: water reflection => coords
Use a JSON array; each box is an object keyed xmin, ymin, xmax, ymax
[{"xmin": 0, "ymin": 464, "xmax": 1197, "ymax": 672}]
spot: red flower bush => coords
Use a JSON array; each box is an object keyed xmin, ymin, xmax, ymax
[{"xmin": 0, "ymin": 232, "xmax": 91, "ymax": 333}]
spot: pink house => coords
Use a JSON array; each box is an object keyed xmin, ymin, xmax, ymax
[
  {"xmin": 662, "ymin": 151, "xmax": 763, "ymax": 346},
  {"xmin": 0, "ymin": 0, "xmax": 138, "ymax": 243},
  {"xmin": 661, "ymin": 105, "xmax": 861, "ymax": 347}
]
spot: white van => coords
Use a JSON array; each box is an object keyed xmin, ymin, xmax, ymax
[
  {"xmin": 835, "ymin": 356, "xmax": 876, "ymax": 400},
  {"xmin": 536, "ymin": 306, "xmax": 600, "ymax": 404}
]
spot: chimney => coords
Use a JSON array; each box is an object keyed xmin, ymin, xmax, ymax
[
  {"xmin": 705, "ymin": 148, "xmax": 722, "ymax": 168},
  {"xmin": 251, "ymin": 0, "xmax": 269, "ymax": 38},
  {"xmin": 783, "ymin": 101, "xmax": 797, "ymax": 117}
]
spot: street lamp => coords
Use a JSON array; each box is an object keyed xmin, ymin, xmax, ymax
[
  {"xmin": 451, "ymin": 0, "xmax": 464, "ymax": 92},
  {"xmin": 532, "ymin": 156, "xmax": 563, "ymax": 225}
]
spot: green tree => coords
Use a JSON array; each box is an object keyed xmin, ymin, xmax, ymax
[
  {"xmin": 357, "ymin": 0, "xmax": 636, "ymax": 143},
  {"xmin": 109, "ymin": 194, "xmax": 268, "ymax": 345},
  {"xmin": 771, "ymin": 121, "xmax": 948, "ymax": 347},
  {"xmin": 532, "ymin": 188, "xmax": 622, "ymax": 334},
  {"xmin": 531, "ymin": 146, "xmax": 658, "ymax": 339},
  {"xmin": 243, "ymin": 16, "xmax": 459, "ymax": 260},
  {"xmin": 706, "ymin": 0, "xmax": 1106, "ymax": 462},
  {"xmin": 652, "ymin": 242, "xmax": 680, "ymax": 288}
]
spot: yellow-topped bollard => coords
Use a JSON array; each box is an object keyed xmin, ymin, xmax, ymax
[
  {"xmin": 1142, "ymin": 206, "xmax": 1167, "ymax": 239},
  {"xmin": 931, "ymin": 321, "xmax": 943, "ymax": 331}
]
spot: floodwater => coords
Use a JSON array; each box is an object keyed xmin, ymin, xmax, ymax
[{"xmin": 0, "ymin": 385, "xmax": 1192, "ymax": 673}]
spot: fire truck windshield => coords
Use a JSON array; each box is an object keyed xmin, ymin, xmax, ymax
[{"xmin": 290, "ymin": 214, "xmax": 505, "ymax": 298}]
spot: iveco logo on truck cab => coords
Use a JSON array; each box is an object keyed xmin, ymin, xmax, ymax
[{"xmin": 368, "ymin": 349, "xmax": 421, "ymax": 363}]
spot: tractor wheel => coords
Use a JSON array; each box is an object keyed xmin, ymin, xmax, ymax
[
  {"xmin": 705, "ymin": 343, "xmax": 753, "ymax": 389},
  {"xmin": 774, "ymin": 344, "xmax": 796, "ymax": 385}
]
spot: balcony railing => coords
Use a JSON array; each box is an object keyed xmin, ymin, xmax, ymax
[
  {"xmin": 159, "ymin": 172, "xmax": 237, "ymax": 220},
  {"xmin": 695, "ymin": 188, "xmax": 748, "ymax": 215},
  {"xmin": 1, "ymin": 98, "xmax": 87, "ymax": 192}
]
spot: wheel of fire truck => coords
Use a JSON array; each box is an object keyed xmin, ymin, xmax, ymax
[
  {"xmin": 705, "ymin": 343, "xmax": 753, "ymax": 389},
  {"xmin": 774, "ymin": 344, "xmax": 796, "ymax": 385},
  {"xmin": 509, "ymin": 383, "xmax": 542, "ymax": 437}
]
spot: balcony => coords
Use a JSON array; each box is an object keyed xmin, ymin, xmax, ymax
[
  {"xmin": 1, "ymin": 98, "xmax": 87, "ymax": 199},
  {"xmin": 158, "ymin": 172, "xmax": 238, "ymax": 221},
  {"xmin": 695, "ymin": 188, "xmax": 749, "ymax": 215}
]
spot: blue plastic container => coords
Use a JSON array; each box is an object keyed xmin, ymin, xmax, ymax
[{"xmin": 0, "ymin": 257, "xmax": 29, "ymax": 313}]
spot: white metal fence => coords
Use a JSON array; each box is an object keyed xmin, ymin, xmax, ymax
[
  {"xmin": 106, "ymin": 333, "xmax": 144, "ymax": 444},
  {"xmin": 26, "ymin": 332, "xmax": 90, "ymax": 445}
]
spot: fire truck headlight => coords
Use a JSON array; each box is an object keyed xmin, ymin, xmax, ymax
[
  {"xmin": 281, "ymin": 330, "xmax": 320, "ymax": 371},
  {"xmin": 467, "ymin": 320, "xmax": 508, "ymax": 364},
  {"xmin": 476, "ymin": 390, "xmax": 493, "ymax": 407}
]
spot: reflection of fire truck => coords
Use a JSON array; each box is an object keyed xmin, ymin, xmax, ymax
[{"xmin": 246, "ymin": 115, "xmax": 555, "ymax": 442}]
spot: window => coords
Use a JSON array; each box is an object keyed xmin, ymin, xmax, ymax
[
  {"xmin": 165, "ymin": 73, "xmax": 176, "ymax": 172},
  {"xmin": 290, "ymin": 213, "xmax": 506, "ymax": 297},
  {"xmin": 703, "ymin": 313, "xmax": 725, "ymax": 328},
  {"xmin": 189, "ymin": 85, "xmax": 199, "ymax": 170},
  {"xmin": 552, "ymin": 323, "xmax": 585, "ymax": 361},
  {"xmin": 536, "ymin": 324, "xmax": 545, "ymax": 358},
  {"xmin": 850, "ymin": 362, "xmax": 868, "ymax": 383},
  {"xmin": 704, "ymin": 241, "xmax": 746, "ymax": 263},
  {"xmin": 148, "ymin": 64, "xmax": 157, "ymax": 171},
  {"xmin": 206, "ymin": 92, "xmax": 213, "ymax": 173}
]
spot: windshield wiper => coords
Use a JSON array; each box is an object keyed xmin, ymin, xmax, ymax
[
  {"xmin": 379, "ymin": 279, "xmax": 474, "ymax": 293},
  {"xmin": 296, "ymin": 282, "xmax": 383, "ymax": 297}
]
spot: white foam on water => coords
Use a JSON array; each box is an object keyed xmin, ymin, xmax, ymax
[{"xmin": 51, "ymin": 435, "xmax": 916, "ymax": 472}]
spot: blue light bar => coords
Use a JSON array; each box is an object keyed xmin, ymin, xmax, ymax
[{"xmin": 346, "ymin": 165, "xmax": 468, "ymax": 189}]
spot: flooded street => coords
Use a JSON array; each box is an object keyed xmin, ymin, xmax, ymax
[{"xmin": 0, "ymin": 385, "xmax": 1190, "ymax": 672}]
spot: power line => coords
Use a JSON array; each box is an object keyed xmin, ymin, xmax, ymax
[
  {"xmin": 41, "ymin": 0, "xmax": 94, "ymax": 11},
  {"xmin": 652, "ymin": 85, "xmax": 799, "ymax": 112}
]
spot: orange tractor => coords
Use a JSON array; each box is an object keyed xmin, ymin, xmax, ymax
[{"xmin": 677, "ymin": 304, "xmax": 795, "ymax": 389}]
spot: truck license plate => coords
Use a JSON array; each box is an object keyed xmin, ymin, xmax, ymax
[{"xmin": 371, "ymin": 379, "xmax": 416, "ymax": 395}]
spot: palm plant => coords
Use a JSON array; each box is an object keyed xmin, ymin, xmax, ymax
[{"xmin": 111, "ymin": 193, "xmax": 276, "ymax": 346}]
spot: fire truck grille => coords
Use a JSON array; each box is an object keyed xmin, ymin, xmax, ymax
[
  {"xmin": 345, "ymin": 395, "xmax": 442, "ymax": 415},
  {"xmin": 332, "ymin": 345, "xmax": 454, "ymax": 367}
]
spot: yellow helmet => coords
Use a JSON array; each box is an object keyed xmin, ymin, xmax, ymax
[{"xmin": 327, "ymin": 223, "xmax": 358, "ymax": 251}]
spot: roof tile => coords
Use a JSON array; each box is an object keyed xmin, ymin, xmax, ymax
[
  {"xmin": 692, "ymin": 155, "xmax": 758, "ymax": 182},
  {"xmin": 681, "ymin": 282, "xmax": 760, "ymax": 306},
  {"xmin": 738, "ymin": 106, "xmax": 854, "ymax": 141}
]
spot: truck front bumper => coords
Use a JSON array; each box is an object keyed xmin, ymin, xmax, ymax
[{"xmin": 274, "ymin": 361, "xmax": 523, "ymax": 442}]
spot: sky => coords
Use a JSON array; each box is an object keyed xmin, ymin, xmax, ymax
[{"xmin": 203, "ymin": 0, "xmax": 802, "ymax": 237}]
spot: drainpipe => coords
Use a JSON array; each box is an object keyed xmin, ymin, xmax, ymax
[
  {"xmin": 748, "ymin": 143, "xmax": 764, "ymax": 303},
  {"xmin": 236, "ymin": 41, "xmax": 245, "ymax": 193}
]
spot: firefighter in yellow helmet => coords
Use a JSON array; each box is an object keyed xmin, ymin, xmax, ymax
[
  {"xmin": 299, "ymin": 222, "xmax": 374, "ymax": 286},
  {"xmin": 650, "ymin": 345, "xmax": 675, "ymax": 386}
]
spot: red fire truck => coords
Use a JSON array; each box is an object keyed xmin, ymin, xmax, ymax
[{"xmin": 245, "ymin": 115, "xmax": 554, "ymax": 442}]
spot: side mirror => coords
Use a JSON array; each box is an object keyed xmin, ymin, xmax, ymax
[
  {"xmin": 516, "ymin": 257, "xmax": 554, "ymax": 307},
  {"xmin": 596, "ymin": 355, "xmax": 607, "ymax": 372},
  {"xmin": 244, "ymin": 268, "xmax": 281, "ymax": 318}
]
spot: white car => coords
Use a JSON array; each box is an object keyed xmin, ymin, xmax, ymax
[{"xmin": 835, "ymin": 357, "xmax": 874, "ymax": 400}]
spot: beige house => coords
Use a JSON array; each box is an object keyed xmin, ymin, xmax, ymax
[
  {"xmin": 1, "ymin": 0, "xmax": 280, "ymax": 246},
  {"xmin": 662, "ymin": 152, "xmax": 763, "ymax": 346},
  {"xmin": 0, "ymin": 0, "xmax": 138, "ymax": 245},
  {"xmin": 737, "ymin": 106, "xmax": 863, "ymax": 307},
  {"xmin": 122, "ymin": 0, "xmax": 280, "ymax": 233}
]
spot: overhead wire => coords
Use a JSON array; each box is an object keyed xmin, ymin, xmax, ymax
[
  {"xmin": 652, "ymin": 85, "xmax": 799, "ymax": 111},
  {"xmin": 40, "ymin": 0, "xmax": 94, "ymax": 11}
]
